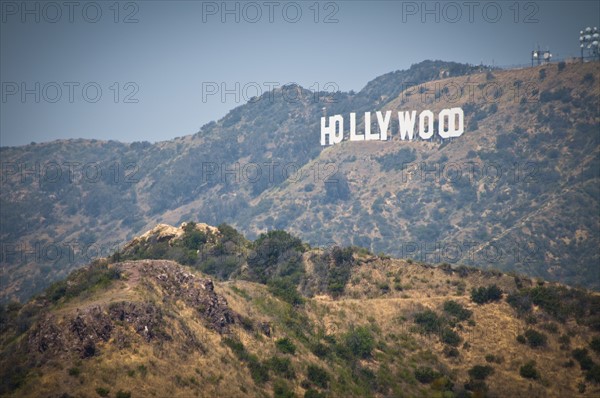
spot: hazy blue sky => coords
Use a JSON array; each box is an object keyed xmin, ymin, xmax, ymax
[{"xmin": 1, "ymin": 0, "xmax": 598, "ymax": 146}]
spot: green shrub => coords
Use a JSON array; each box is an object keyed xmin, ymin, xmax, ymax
[
  {"xmin": 304, "ymin": 389, "xmax": 326, "ymax": 398},
  {"xmin": 182, "ymin": 222, "xmax": 207, "ymax": 250},
  {"xmin": 441, "ymin": 328, "xmax": 461, "ymax": 347},
  {"xmin": 519, "ymin": 361, "xmax": 539, "ymax": 379},
  {"xmin": 307, "ymin": 365, "xmax": 329, "ymax": 388},
  {"xmin": 414, "ymin": 309, "xmax": 442, "ymax": 334},
  {"xmin": 573, "ymin": 348, "xmax": 595, "ymax": 371},
  {"xmin": 443, "ymin": 300, "xmax": 472, "ymax": 321},
  {"xmin": 268, "ymin": 277, "xmax": 304, "ymax": 306},
  {"xmin": 276, "ymin": 338, "xmax": 296, "ymax": 355},
  {"xmin": 524, "ymin": 329, "xmax": 547, "ymax": 348},
  {"xmin": 116, "ymin": 391, "xmax": 132, "ymax": 398},
  {"xmin": 343, "ymin": 325, "xmax": 375, "ymax": 359},
  {"xmin": 310, "ymin": 342, "xmax": 330, "ymax": 358},
  {"xmin": 95, "ymin": 387, "xmax": 110, "ymax": 397},
  {"xmin": 464, "ymin": 379, "xmax": 488, "ymax": 393},
  {"xmin": 470, "ymin": 285, "xmax": 502, "ymax": 304},
  {"xmin": 444, "ymin": 346, "xmax": 460, "ymax": 358},
  {"xmin": 468, "ymin": 365, "xmax": 494, "ymax": 380},
  {"xmin": 267, "ymin": 356, "xmax": 295, "ymax": 379},
  {"xmin": 586, "ymin": 364, "xmax": 600, "ymax": 383},
  {"xmin": 590, "ymin": 337, "xmax": 600, "ymax": 354},
  {"xmin": 68, "ymin": 367, "xmax": 80, "ymax": 377},
  {"xmin": 248, "ymin": 230, "xmax": 304, "ymax": 284},
  {"xmin": 223, "ymin": 337, "xmax": 248, "ymax": 360},
  {"xmin": 516, "ymin": 335, "xmax": 527, "ymax": 344},
  {"xmin": 248, "ymin": 360, "xmax": 269, "ymax": 384},
  {"xmin": 540, "ymin": 322, "xmax": 559, "ymax": 334},
  {"xmin": 414, "ymin": 367, "xmax": 439, "ymax": 384},
  {"xmin": 273, "ymin": 379, "xmax": 295, "ymax": 398}
]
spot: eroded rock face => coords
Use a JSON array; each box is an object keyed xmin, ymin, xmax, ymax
[
  {"xmin": 27, "ymin": 260, "xmax": 238, "ymax": 359},
  {"xmin": 28, "ymin": 303, "xmax": 164, "ymax": 358},
  {"xmin": 143, "ymin": 261, "xmax": 238, "ymax": 334}
]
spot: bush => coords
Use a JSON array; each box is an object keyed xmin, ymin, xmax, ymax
[
  {"xmin": 414, "ymin": 309, "xmax": 442, "ymax": 334},
  {"xmin": 276, "ymin": 338, "xmax": 296, "ymax": 355},
  {"xmin": 307, "ymin": 365, "xmax": 329, "ymax": 388},
  {"xmin": 516, "ymin": 335, "xmax": 527, "ymax": 344},
  {"xmin": 248, "ymin": 360, "xmax": 270, "ymax": 384},
  {"xmin": 68, "ymin": 367, "xmax": 80, "ymax": 377},
  {"xmin": 344, "ymin": 326, "xmax": 375, "ymax": 359},
  {"xmin": 441, "ymin": 328, "xmax": 462, "ymax": 347},
  {"xmin": 470, "ymin": 285, "xmax": 502, "ymax": 304},
  {"xmin": 95, "ymin": 387, "xmax": 110, "ymax": 397},
  {"xmin": 557, "ymin": 61, "xmax": 566, "ymax": 72},
  {"xmin": 590, "ymin": 337, "xmax": 600, "ymax": 354},
  {"xmin": 520, "ymin": 361, "xmax": 539, "ymax": 379},
  {"xmin": 268, "ymin": 277, "xmax": 304, "ymax": 306},
  {"xmin": 468, "ymin": 365, "xmax": 494, "ymax": 380},
  {"xmin": 507, "ymin": 292, "xmax": 533, "ymax": 314},
  {"xmin": 443, "ymin": 300, "xmax": 472, "ymax": 321},
  {"xmin": 304, "ymin": 389, "xmax": 326, "ymax": 398},
  {"xmin": 182, "ymin": 222, "xmax": 207, "ymax": 250},
  {"xmin": 273, "ymin": 380, "xmax": 295, "ymax": 398},
  {"xmin": 414, "ymin": 367, "xmax": 439, "ymax": 384},
  {"xmin": 310, "ymin": 342, "xmax": 330, "ymax": 358},
  {"xmin": 586, "ymin": 364, "xmax": 600, "ymax": 383},
  {"xmin": 248, "ymin": 230, "xmax": 304, "ymax": 283},
  {"xmin": 573, "ymin": 348, "xmax": 595, "ymax": 371},
  {"xmin": 267, "ymin": 356, "xmax": 295, "ymax": 379},
  {"xmin": 464, "ymin": 379, "xmax": 488, "ymax": 394},
  {"xmin": 524, "ymin": 329, "xmax": 547, "ymax": 348},
  {"xmin": 115, "ymin": 391, "xmax": 131, "ymax": 398}
]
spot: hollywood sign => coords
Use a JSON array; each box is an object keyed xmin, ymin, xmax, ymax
[{"xmin": 320, "ymin": 108, "xmax": 464, "ymax": 146}]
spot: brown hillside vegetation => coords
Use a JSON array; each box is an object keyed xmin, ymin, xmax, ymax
[{"xmin": 1, "ymin": 223, "xmax": 599, "ymax": 397}]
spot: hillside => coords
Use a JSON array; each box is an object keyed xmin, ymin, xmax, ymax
[
  {"xmin": 1, "ymin": 60, "xmax": 599, "ymax": 304},
  {"xmin": 1, "ymin": 223, "xmax": 599, "ymax": 398}
]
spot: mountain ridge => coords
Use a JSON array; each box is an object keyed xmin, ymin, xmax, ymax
[{"xmin": 1, "ymin": 60, "xmax": 598, "ymax": 304}]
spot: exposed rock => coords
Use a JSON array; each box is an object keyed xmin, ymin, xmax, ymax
[
  {"xmin": 143, "ymin": 261, "xmax": 238, "ymax": 333},
  {"xmin": 26, "ymin": 260, "xmax": 237, "ymax": 362},
  {"xmin": 121, "ymin": 222, "xmax": 221, "ymax": 253},
  {"xmin": 108, "ymin": 301, "xmax": 168, "ymax": 342},
  {"xmin": 259, "ymin": 321, "xmax": 271, "ymax": 337}
]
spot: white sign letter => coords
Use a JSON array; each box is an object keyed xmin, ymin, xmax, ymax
[
  {"xmin": 419, "ymin": 110, "xmax": 435, "ymax": 140},
  {"xmin": 321, "ymin": 115, "xmax": 344, "ymax": 146},
  {"xmin": 349, "ymin": 112, "xmax": 364, "ymax": 141},
  {"xmin": 376, "ymin": 111, "xmax": 392, "ymax": 140},
  {"xmin": 398, "ymin": 110, "xmax": 417, "ymax": 140},
  {"xmin": 438, "ymin": 107, "xmax": 464, "ymax": 138}
]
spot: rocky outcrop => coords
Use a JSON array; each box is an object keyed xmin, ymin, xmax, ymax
[
  {"xmin": 27, "ymin": 302, "xmax": 165, "ymax": 358},
  {"xmin": 144, "ymin": 261, "xmax": 237, "ymax": 334},
  {"xmin": 121, "ymin": 222, "xmax": 220, "ymax": 253},
  {"xmin": 26, "ymin": 260, "xmax": 238, "ymax": 359}
]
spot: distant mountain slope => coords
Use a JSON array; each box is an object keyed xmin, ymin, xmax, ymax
[
  {"xmin": 1, "ymin": 223, "xmax": 599, "ymax": 397},
  {"xmin": 1, "ymin": 60, "xmax": 598, "ymax": 303}
]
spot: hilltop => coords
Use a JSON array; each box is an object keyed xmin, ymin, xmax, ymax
[
  {"xmin": 1, "ymin": 222, "xmax": 599, "ymax": 397},
  {"xmin": 1, "ymin": 60, "xmax": 599, "ymax": 304}
]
